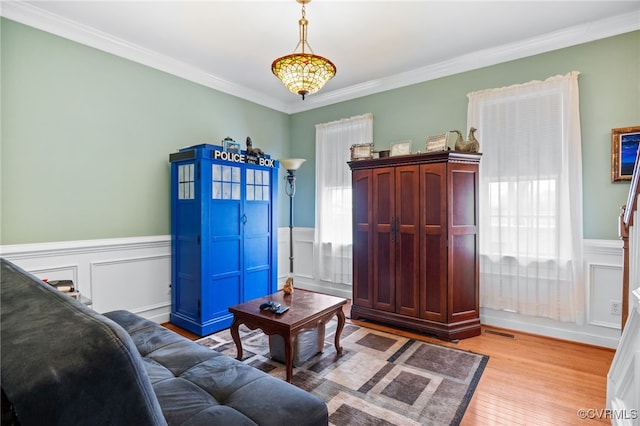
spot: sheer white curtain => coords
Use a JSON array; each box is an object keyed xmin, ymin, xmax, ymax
[
  {"xmin": 315, "ymin": 113, "xmax": 373, "ymax": 285},
  {"xmin": 467, "ymin": 72, "xmax": 585, "ymax": 323}
]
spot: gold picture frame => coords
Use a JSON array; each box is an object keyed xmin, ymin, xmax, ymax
[
  {"xmin": 425, "ymin": 133, "xmax": 449, "ymax": 152},
  {"xmin": 350, "ymin": 143, "xmax": 373, "ymax": 161},
  {"xmin": 390, "ymin": 140, "xmax": 412, "ymax": 156},
  {"xmin": 612, "ymin": 126, "xmax": 640, "ymax": 182}
]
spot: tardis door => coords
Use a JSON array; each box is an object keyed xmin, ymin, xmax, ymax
[
  {"xmin": 207, "ymin": 161, "xmax": 243, "ymax": 330},
  {"xmin": 243, "ymin": 165, "xmax": 273, "ymax": 300}
]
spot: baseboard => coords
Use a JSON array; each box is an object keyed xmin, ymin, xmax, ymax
[
  {"xmin": 481, "ymin": 308, "xmax": 621, "ymax": 348},
  {"xmin": 290, "ymin": 276, "xmax": 352, "ymax": 301}
]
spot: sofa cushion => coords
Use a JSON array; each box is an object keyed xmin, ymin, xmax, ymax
[{"xmin": 104, "ymin": 310, "xmax": 328, "ymax": 426}]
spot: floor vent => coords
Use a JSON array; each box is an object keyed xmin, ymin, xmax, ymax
[{"xmin": 484, "ymin": 329, "xmax": 516, "ymax": 339}]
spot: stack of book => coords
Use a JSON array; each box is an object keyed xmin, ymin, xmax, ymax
[{"xmin": 44, "ymin": 279, "xmax": 79, "ymax": 299}]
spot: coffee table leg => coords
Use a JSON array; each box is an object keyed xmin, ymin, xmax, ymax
[
  {"xmin": 230, "ymin": 317, "xmax": 243, "ymax": 361},
  {"xmin": 334, "ymin": 309, "xmax": 345, "ymax": 355},
  {"xmin": 316, "ymin": 322, "xmax": 326, "ymax": 353},
  {"xmin": 285, "ymin": 332, "xmax": 295, "ymax": 383}
]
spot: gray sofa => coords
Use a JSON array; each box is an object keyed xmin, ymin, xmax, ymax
[{"xmin": 0, "ymin": 258, "xmax": 328, "ymax": 425}]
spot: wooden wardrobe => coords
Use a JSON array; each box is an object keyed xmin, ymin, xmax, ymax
[{"xmin": 349, "ymin": 151, "xmax": 481, "ymax": 340}]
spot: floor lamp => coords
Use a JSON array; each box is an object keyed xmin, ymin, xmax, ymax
[{"xmin": 279, "ymin": 158, "xmax": 306, "ymax": 294}]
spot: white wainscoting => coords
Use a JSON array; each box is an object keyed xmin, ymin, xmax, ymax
[
  {"xmin": 0, "ymin": 234, "xmax": 625, "ymax": 348},
  {"xmin": 1, "ymin": 236, "xmax": 172, "ymax": 323},
  {"xmin": 481, "ymin": 239, "xmax": 624, "ymax": 348},
  {"xmin": 282, "ymin": 232, "xmax": 624, "ymax": 347},
  {"xmin": 278, "ymin": 227, "xmax": 352, "ymax": 301}
]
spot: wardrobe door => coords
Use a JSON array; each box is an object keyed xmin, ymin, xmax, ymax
[
  {"xmin": 372, "ymin": 167, "xmax": 395, "ymax": 312},
  {"xmin": 420, "ymin": 162, "xmax": 448, "ymax": 322},
  {"xmin": 395, "ymin": 166, "xmax": 420, "ymax": 317},
  {"xmin": 448, "ymin": 163, "xmax": 480, "ymax": 323},
  {"xmin": 352, "ymin": 169, "xmax": 373, "ymax": 308}
]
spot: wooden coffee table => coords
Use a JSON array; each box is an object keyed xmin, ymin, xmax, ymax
[{"xmin": 228, "ymin": 290, "xmax": 347, "ymax": 382}]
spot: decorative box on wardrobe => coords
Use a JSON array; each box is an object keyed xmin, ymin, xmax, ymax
[
  {"xmin": 169, "ymin": 144, "xmax": 278, "ymax": 336},
  {"xmin": 349, "ymin": 151, "xmax": 481, "ymax": 341}
]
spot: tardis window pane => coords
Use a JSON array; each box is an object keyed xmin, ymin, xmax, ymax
[
  {"xmin": 222, "ymin": 166, "xmax": 231, "ymax": 181},
  {"xmin": 232, "ymin": 183, "xmax": 241, "ymax": 200},
  {"xmin": 213, "ymin": 182, "xmax": 221, "ymax": 199},
  {"xmin": 178, "ymin": 164, "xmax": 195, "ymax": 200}
]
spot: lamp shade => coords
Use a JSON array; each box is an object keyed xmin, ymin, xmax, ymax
[
  {"xmin": 271, "ymin": 54, "xmax": 336, "ymax": 99},
  {"xmin": 272, "ymin": 0, "xmax": 335, "ymax": 100},
  {"xmin": 279, "ymin": 158, "xmax": 306, "ymax": 171}
]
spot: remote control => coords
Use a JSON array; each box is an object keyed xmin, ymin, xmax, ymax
[
  {"xmin": 259, "ymin": 301, "xmax": 280, "ymax": 311},
  {"xmin": 274, "ymin": 306, "xmax": 289, "ymax": 315}
]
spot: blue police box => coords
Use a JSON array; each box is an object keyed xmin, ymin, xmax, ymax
[{"xmin": 169, "ymin": 144, "xmax": 278, "ymax": 336}]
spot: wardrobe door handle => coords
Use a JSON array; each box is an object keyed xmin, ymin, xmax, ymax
[{"xmin": 391, "ymin": 217, "xmax": 398, "ymax": 242}]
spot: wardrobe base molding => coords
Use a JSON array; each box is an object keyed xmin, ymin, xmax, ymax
[{"xmin": 351, "ymin": 305, "xmax": 481, "ymax": 341}]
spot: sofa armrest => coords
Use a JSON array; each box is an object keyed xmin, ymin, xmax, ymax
[{"xmin": 0, "ymin": 258, "xmax": 167, "ymax": 426}]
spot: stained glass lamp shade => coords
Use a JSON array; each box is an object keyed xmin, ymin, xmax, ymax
[{"xmin": 272, "ymin": 0, "xmax": 336, "ymax": 100}]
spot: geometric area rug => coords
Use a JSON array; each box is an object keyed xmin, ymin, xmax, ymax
[{"xmin": 197, "ymin": 320, "xmax": 488, "ymax": 426}]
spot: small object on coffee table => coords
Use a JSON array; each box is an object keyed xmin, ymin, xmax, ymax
[
  {"xmin": 283, "ymin": 277, "xmax": 294, "ymax": 295},
  {"xmin": 260, "ymin": 301, "xmax": 281, "ymax": 311},
  {"xmin": 274, "ymin": 306, "xmax": 289, "ymax": 315},
  {"xmin": 259, "ymin": 301, "xmax": 289, "ymax": 314}
]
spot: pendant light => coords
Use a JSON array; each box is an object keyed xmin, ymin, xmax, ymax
[{"xmin": 271, "ymin": 0, "xmax": 336, "ymax": 100}]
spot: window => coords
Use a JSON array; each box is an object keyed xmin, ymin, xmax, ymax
[
  {"xmin": 314, "ymin": 113, "xmax": 373, "ymax": 285},
  {"xmin": 486, "ymin": 179, "xmax": 558, "ymax": 258},
  {"xmin": 467, "ymin": 72, "xmax": 585, "ymax": 323}
]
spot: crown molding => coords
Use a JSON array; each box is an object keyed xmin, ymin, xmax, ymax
[
  {"xmin": 287, "ymin": 10, "xmax": 640, "ymax": 114},
  {"xmin": 0, "ymin": 1, "xmax": 290, "ymax": 112},
  {"xmin": 2, "ymin": 2, "xmax": 638, "ymax": 115}
]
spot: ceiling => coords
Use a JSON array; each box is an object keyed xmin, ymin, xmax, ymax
[{"xmin": 3, "ymin": 1, "xmax": 640, "ymax": 114}]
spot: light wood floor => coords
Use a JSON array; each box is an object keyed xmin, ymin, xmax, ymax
[{"xmin": 164, "ymin": 301, "xmax": 616, "ymax": 425}]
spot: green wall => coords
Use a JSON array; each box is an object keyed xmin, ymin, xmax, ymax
[
  {"xmin": 1, "ymin": 19, "xmax": 290, "ymax": 244},
  {"xmin": 290, "ymin": 31, "xmax": 640, "ymax": 239},
  {"xmin": 2, "ymin": 17, "xmax": 638, "ymax": 244}
]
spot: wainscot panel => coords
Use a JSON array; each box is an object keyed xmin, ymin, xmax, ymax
[
  {"xmin": 277, "ymin": 227, "xmax": 352, "ymax": 301},
  {"xmin": 482, "ymin": 239, "xmax": 623, "ymax": 348},
  {"xmin": 1, "ymin": 236, "xmax": 171, "ymax": 323}
]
